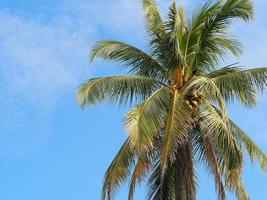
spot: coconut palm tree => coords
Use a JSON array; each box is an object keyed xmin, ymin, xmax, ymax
[{"xmin": 77, "ymin": 0, "xmax": 267, "ymax": 199}]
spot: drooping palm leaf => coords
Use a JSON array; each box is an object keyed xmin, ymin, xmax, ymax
[
  {"xmin": 124, "ymin": 87, "xmax": 171, "ymax": 152},
  {"xmin": 229, "ymin": 119, "xmax": 267, "ymax": 170},
  {"xmin": 102, "ymin": 138, "xmax": 136, "ymax": 200},
  {"xmin": 193, "ymin": 128, "xmax": 226, "ymax": 200},
  {"xmin": 197, "ymin": 101, "xmax": 243, "ymax": 172},
  {"xmin": 128, "ymin": 153, "xmax": 151, "ymax": 200},
  {"xmin": 147, "ymin": 160, "xmax": 175, "ymax": 200},
  {"xmin": 77, "ymin": 75, "xmax": 164, "ymax": 107},
  {"xmin": 207, "ymin": 67, "xmax": 267, "ymax": 106},
  {"xmin": 160, "ymin": 90, "xmax": 193, "ymax": 174}
]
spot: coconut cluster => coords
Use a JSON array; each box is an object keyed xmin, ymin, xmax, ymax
[{"xmin": 185, "ymin": 91, "xmax": 205, "ymax": 110}]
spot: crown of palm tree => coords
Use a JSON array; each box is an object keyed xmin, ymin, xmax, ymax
[{"xmin": 77, "ymin": 0, "xmax": 267, "ymax": 200}]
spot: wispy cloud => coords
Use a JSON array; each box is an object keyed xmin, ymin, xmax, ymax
[
  {"xmin": 0, "ymin": 11, "xmax": 95, "ymax": 104},
  {"xmin": 0, "ymin": 3, "xmax": 96, "ymax": 158}
]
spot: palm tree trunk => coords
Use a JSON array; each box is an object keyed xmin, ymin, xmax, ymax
[{"xmin": 174, "ymin": 141, "xmax": 195, "ymax": 200}]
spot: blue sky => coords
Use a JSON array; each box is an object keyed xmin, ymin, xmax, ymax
[{"xmin": 0, "ymin": 0, "xmax": 266, "ymax": 199}]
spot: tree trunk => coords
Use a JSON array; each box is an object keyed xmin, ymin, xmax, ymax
[{"xmin": 174, "ymin": 141, "xmax": 195, "ymax": 200}]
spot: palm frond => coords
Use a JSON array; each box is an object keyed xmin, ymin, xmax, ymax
[
  {"xmin": 225, "ymin": 172, "xmax": 250, "ymax": 200},
  {"xmin": 207, "ymin": 66, "xmax": 267, "ymax": 106},
  {"xmin": 160, "ymin": 90, "xmax": 193, "ymax": 174},
  {"xmin": 194, "ymin": 128, "xmax": 226, "ymax": 200},
  {"xmin": 128, "ymin": 153, "xmax": 151, "ymax": 200},
  {"xmin": 142, "ymin": 0, "xmax": 165, "ymax": 38},
  {"xmin": 147, "ymin": 160, "xmax": 175, "ymax": 200},
  {"xmin": 90, "ymin": 40, "xmax": 167, "ymax": 80},
  {"xmin": 229, "ymin": 119, "xmax": 267, "ymax": 170},
  {"xmin": 124, "ymin": 87, "xmax": 171, "ymax": 152},
  {"xmin": 102, "ymin": 138, "xmax": 136, "ymax": 200},
  {"xmin": 197, "ymin": 101, "xmax": 243, "ymax": 172},
  {"xmin": 148, "ymin": 2, "xmax": 178, "ymax": 72},
  {"xmin": 77, "ymin": 75, "xmax": 164, "ymax": 107},
  {"xmin": 169, "ymin": 5, "xmax": 189, "ymax": 69},
  {"xmin": 191, "ymin": 0, "xmax": 253, "ymax": 73}
]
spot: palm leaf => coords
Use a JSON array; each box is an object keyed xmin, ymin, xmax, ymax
[
  {"xmin": 191, "ymin": 0, "xmax": 253, "ymax": 73},
  {"xmin": 102, "ymin": 138, "xmax": 136, "ymax": 200},
  {"xmin": 206, "ymin": 66, "xmax": 267, "ymax": 107},
  {"xmin": 142, "ymin": 0, "xmax": 165, "ymax": 38},
  {"xmin": 194, "ymin": 128, "xmax": 226, "ymax": 200},
  {"xmin": 229, "ymin": 119, "xmax": 267, "ymax": 170},
  {"xmin": 124, "ymin": 87, "xmax": 171, "ymax": 152},
  {"xmin": 160, "ymin": 90, "xmax": 193, "ymax": 174},
  {"xmin": 197, "ymin": 101, "xmax": 243, "ymax": 172},
  {"xmin": 77, "ymin": 75, "xmax": 164, "ymax": 107},
  {"xmin": 147, "ymin": 160, "xmax": 175, "ymax": 200},
  {"xmin": 128, "ymin": 154, "xmax": 151, "ymax": 200},
  {"xmin": 90, "ymin": 40, "xmax": 167, "ymax": 80}
]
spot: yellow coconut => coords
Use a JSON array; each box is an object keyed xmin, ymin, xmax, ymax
[
  {"xmin": 191, "ymin": 100, "xmax": 198, "ymax": 106},
  {"xmin": 197, "ymin": 91, "xmax": 203, "ymax": 97}
]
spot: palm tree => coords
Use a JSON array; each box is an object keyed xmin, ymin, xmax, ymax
[{"xmin": 77, "ymin": 0, "xmax": 267, "ymax": 199}]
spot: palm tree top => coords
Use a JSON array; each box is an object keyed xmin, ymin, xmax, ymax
[{"xmin": 77, "ymin": 0, "xmax": 267, "ymax": 200}]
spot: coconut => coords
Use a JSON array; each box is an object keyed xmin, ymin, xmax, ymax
[
  {"xmin": 191, "ymin": 100, "xmax": 198, "ymax": 106},
  {"xmin": 196, "ymin": 98, "xmax": 202, "ymax": 103},
  {"xmin": 197, "ymin": 91, "xmax": 204, "ymax": 97}
]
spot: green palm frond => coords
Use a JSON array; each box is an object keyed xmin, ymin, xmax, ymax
[
  {"xmin": 191, "ymin": 0, "xmax": 253, "ymax": 73},
  {"xmin": 197, "ymin": 103, "xmax": 250, "ymax": 200},
  {"xmin": 168, "ymin": 4, "xmax": 188, "ymax": 68},
  {"xmin": 102, "ymin": 138, "xmax": 136, "ymax": 200},
  {"xmin": 208, "ymin": 66, "xmax": 267, "ymax": 90},
  {"xmin": 194, "ymin": 130, "xmax": 226, "ymax": 200},
  {"xmin": 148, "ymin": 2, "xmax": 178, "ymax": 72},
  {"xmin": 222, "ymin": 0, "xmax": 254, "ymax": 21},
  {"xmin": 160, "ymin": 90, "xmax": 193, "ymax": 174},
  {"xmin": 197, "ymin": 102, "xmax": 243, "ymax": 172},
  {"xmin": 147, "ymin": 160, "xmax": 175, "ymax": 200},
  {"xmin": 207, "ymin": 66, "xmax": 267, "ymax": 106},
  {"xmin": 206, "ymin": 66, "xmax": 256, "ymax": 106},
  {"xmin": 128, "ymin": 154, "xmax": 151, "ymax": 200},
  {"xmin": 124, "ymin": 87, "xmax": 171, "ymax": 151},
  {"xmin": 77, "ymin": 75, "xmax": 164, "ymax": 107},
  {"xmin": 229, "ymin": 119, "xmax": 267, "ymax": 170},
  {"xmin": 142, "ymin": 0, "xmax": 165, "ymax": 38},
  {"xmin": 90, "ymin": 40, "xmax": 167, "ymax": 80}
]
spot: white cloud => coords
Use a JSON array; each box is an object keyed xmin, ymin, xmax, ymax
[
  {"xmin": 0, "ymin": 6, "xmax": 96, "ymax": 158},
  {"xmin": 0, "ymin": 11, "xmax": 95, "ymax": 104}
]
